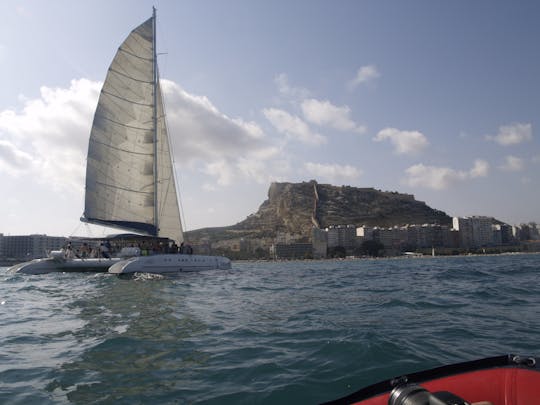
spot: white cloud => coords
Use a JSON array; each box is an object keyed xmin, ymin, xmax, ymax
[
  {"xmin": 202, "ymin": 160, "xmax": 235, "ymax": 186},
  {"xmin": 486, "ymin": 123, "xmax": 532, "ymax": 146},
  {"xmin": 160, "ymin": 79, "xmax": 282, "ymax": 186},
  {"xmin": 202, "ymin": 183, "xmax": 217, "ymax": 192},
  {"xmin": 304, "ymin": 162, "xmax": 362, "ymax": 183},
  {"xmin": 403, "ymin": 159, "xmax": 489, "ymax": 190},
  {"xmin": 234, "ymin": 147, "xmax": 288, "ymax": 185},
  {"xmin": 469, "ymin": 159, "xmax": 489, "ymax": 178},
  {"xmin": 263, "ymin": 108, "xmax": 326, "ymax": 145},
  {"xmin": 236, "ymin": 157, "xmax": 267, "ymax": 184},
  {"xmin": 348, "ymin": 65, "xmax": 380, "ymax": 90},
  {"xmin": 0, "ymin": 78, "xmax": 280, "ymax": 194},
  {"xmin": 301, "ymin": 98, "xmax": 366, "ymax": 133},
  {"xmin": 404, "ymin": 164, "xmax": 467, "ymax": 190},
  {"xmin": 0, "ymin": 140, "xmax": 35, "ymax": 175},
  {"xmin": 202, "ymin": 152, "xmax": 288, "ymax": 189},
  {"xmin": 161, "ymin": 79, "xmax": 270, "ymax": 160},
  {"xmin": 274, "ymin": 73, "xmax": 310, "ymax": 101},
  {"xmin": 373, "ymin": 127, "xmax": 429, "ymax": 155},
  {"xmin": 499, "ymin": 155, "xmax": 524, "ymax": 172},
  {"xmin": 0, "ymin": 78, "xmax": 101, "ymax": 191}
]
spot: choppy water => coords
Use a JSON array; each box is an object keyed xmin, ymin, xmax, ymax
[{"xmin": 1, "ymin": 253, "xmax": 539, "ymax": 404}]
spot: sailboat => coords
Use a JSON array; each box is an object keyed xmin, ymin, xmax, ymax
[{"xmin": 10, "ymin": 9, "xmax": 231, "ymax": 275}]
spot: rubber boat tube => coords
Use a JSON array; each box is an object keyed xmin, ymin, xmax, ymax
[{"xmin": 322, "ymin": 354, "xmax": 540, "ymax": 405}]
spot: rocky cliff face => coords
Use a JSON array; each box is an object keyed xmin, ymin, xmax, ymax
[
  {"xmin": 313, "ymin": 182, "xmax": 451, "ymax": 228},
  {"xmin": 185, "ymin": 180, "xmax": 452, "ymax": 242}
]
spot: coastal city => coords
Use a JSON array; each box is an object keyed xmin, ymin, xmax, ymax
[
  {"xmin": 213, "ymin": 216, "xmax": 540, "ymax": 259},
  {"xmin": 1, "ymin": 216, "xmax": 539, "ymax": 264}
]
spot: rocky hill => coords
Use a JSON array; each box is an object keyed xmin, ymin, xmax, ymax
[{"xmin": 185, "ymin": 180, "xmax": 452, "ymax": 243}]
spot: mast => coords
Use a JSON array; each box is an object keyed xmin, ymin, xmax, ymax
[{"xmin": 152, "ymin": 6, "xmax": 159, "ymax": 236}]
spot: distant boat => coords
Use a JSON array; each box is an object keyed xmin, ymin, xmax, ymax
[{"xmin": 11, "ymin": 8, "xmax": 231, "ymax": 275}]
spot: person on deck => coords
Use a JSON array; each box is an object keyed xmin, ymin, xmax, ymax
[
  {"xmin": 100, "ymin": 242, "xmax": 110, "ymax": 259},
  {"xmin": 64, "ymin": 242, "xmax": 74, "ymax": 259}
]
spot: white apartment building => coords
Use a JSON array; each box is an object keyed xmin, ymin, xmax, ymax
[{"xmin": 453, "ymin": 216, "xmax": 495, "ymax": 248}]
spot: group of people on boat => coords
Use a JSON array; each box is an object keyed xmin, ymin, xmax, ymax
[
  {"xmin": 63, "ymin": 241, "xmax": 111, "ymax": 259},
  {"xmin": 134, "ymin": 241, "xmax": 193, "ymax": 256},
  {"xmin": 178, "ymin": 242, "xmax": 193, "ymax": 255},
  {"xmin": 61, "ymin": 239, "xmax": 194, "ymax": 259}
]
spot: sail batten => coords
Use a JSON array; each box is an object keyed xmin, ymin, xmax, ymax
[
  {"xmin": 118, "ymin": 48, "xmax": 154, "ymax": 61},
  {"xmin": 83, "ymin": 13, "xmax": 183, "ymax": 243},
  {"xmin": 94, "ymin": 116, "xmax": 152, "ymax": 132},
  {"xmin": 101, "ymin": 90, "xmax": 154, "ymax": 106},
  {"xmin": 109, "ymin": 68, "xmax": 154, "ymax": 83},
  {"xmin": 89, "ymin": 140, "xmax": 153, "ymax": 156},
  {"xmin": 94, "ymin": 181, "xmax": 153, "ymax": 195}
]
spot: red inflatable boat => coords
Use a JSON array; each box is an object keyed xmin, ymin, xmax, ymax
[{"xmin": 324, "ymin": 354, "xmax": 539, "ymax": 405}]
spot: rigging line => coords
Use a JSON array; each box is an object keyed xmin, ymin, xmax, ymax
[
  {"xmin": 109, "ymin": 68, "xmax": 153, "ymax": 84},
  {"xmin": 89, "ymin": 138, "xmax": 153, "ymax": 156},
  {"xmin": 83, "ymin": 223, "xmax": 95, "ymax": 238},
  {"xmin": 102, "ymin": 89, "xmax": 153, "ymax": 107},
  {"xmin": 69, "ymin": 222, "xmax": 83, "ymax": 238}
]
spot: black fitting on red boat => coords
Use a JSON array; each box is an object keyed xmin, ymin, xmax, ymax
[
  {"xmin": 511, "ymin": 355, "xmax": 536, "ymax": 367},
  {"xmin": 390, "ymin": 376, "xmax": 408, "ymax": 387}
]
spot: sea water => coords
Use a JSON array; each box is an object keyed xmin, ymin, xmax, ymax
[{"xmin": 1, "ymin": 253, "xmax": 539, "ymax": 404}]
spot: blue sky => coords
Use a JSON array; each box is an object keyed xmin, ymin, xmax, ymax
[{"xmin": 0, "ymin": 0, "xmax": 539, "ymax": 237}]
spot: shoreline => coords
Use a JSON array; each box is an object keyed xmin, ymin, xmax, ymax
[{"xmin": 232, "ymin": 250, "xmax": 540, "ymax": 264}]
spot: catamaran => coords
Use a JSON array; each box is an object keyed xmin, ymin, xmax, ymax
[{"xmin": 10, "ymin": 8, "xmax": 231, "ymax": 275}]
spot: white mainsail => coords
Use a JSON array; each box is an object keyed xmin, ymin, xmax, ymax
[{"xmin": 83, "ymin": 12, "xmax": 183, "ymax": 244}]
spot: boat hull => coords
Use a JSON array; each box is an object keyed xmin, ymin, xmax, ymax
[
  {"xmin": 108, "ymin": 254, "xmax": 232, "ymax": 274},
  {"xmin": 323, "ymin": 355, "xmax": 540, "ymax": 405},
  {"xmin": 8, "ymin": 257, "xmax": 121, "ymax": 275}
]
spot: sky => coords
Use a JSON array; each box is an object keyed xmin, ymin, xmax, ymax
[{"xmin": 0, "ymin": 0, "xmax": 539, "ymax": 237}]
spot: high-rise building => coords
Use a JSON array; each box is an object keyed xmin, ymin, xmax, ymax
[
  {"xmin": 453, "ymin": 216, "xmax": 496, "ymax": 248},
  {"xmin": 326, "ymin": 225, "xmax": 356, "ymax": 249},
  {"xmin": 312, "ymin": 228, "xmax": 328, "ymax": 259}
]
